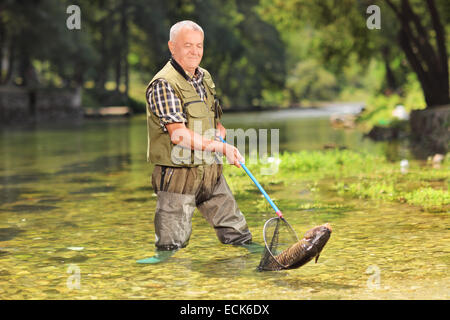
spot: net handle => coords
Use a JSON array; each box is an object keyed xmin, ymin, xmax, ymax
[{"xmin": 219, "ymin": 136, "xmax": 283, "ymax": 218}]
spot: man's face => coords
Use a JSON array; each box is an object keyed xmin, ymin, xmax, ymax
[{"xmin": 168, "ymin": 28, "xmax": 204, "ymax": 74}]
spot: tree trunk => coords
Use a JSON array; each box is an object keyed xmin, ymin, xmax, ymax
[
  {"xmin": 96, "ymin": 21, "xmax": 108, "ymax": 90},
  {"xmin": 115, "ymin": 54, "xmax": 121, "ymax": 92},
  {"xmin": 121, "ymin": 0, "xmax": 129, "ymax": 99},
  {"xmin": 425, "ymin": 0, "xmax": 449, "ymax": 106},
  {"xmin": 4, "ymin": 42, "xmax": 14, "ymax": 85},
  {"xmin": 95, "ymin": 0, "xmax": 108, "ymax": 90},
  {"xmin": 381, "ymin": 46, "xmax": 397, "ymax": 92},
  {"xmin": 73, "ymin": 62, "xmax": 84, "ymax": 87},
  {"xmin": 410, "ymin": 105, "xmax": 450, "ymax": 154},
  {"xmin": 19, "ymin": 48, "xmax": 33, "ymax": 87},
  {"xmin": 385, "ymin": 0, "xmax": 450, "ymax": 108},
  {"xmin": 0, "ymin": 14, "xmax": 4, "ymax": 84}
]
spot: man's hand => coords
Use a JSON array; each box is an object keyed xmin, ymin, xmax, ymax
[
  {"xmin": 223, "ymin": 143, "xmax": 244, "ymax": 168},
  {"xmin": 214, "ymin": 122, "xmax": 243, "ymax": 168}
]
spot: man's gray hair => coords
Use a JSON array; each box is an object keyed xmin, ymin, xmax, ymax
[{"xmin": 169, "ymin": 20, "xmax": 204, "ymax": 42}]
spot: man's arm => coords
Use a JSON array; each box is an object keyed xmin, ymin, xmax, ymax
[
  {"xmin": 166, "ymin": 122, "xmax": 243, "ymax": 168},
  {"xmin": 147, "ymin": 79, "xmax": 241, "ymax": 166},
  {"xmin": 216, "ymin": 121, "xmax": 226, "ymax": 140}
]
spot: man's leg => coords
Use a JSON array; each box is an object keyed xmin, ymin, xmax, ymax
[
  {"xmin": 137, "ymin": 166, "xmax": 199, "ymax": 264},
  {"xmin": 197, "ymin": 174, "xmax": 252, "ymax": 245},
  {"xmin": 153, "ymin": 190, "xmax": 196, "ymax": 250}
]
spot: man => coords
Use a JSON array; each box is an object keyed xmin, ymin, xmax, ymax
[{"xmin": 137, "ymin": 20, "xmax": 253, "ymax": 264}]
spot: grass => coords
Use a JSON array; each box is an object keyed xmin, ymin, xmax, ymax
[
  {"xmin": 403, "ymin": 188, "xmax": 450, "ymax": 212},
  {"xmin": 223, "ymin": 149, "xmax": 449, "ymax": 213}
]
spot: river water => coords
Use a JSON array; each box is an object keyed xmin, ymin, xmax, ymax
[{"xmin": 0, "ymin": 106, "xmax": 448, "ymax": 299}]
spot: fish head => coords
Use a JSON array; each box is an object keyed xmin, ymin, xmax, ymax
[{"xmin": 303, "ymin": 223, "xmax": 332, "ymax": 262}]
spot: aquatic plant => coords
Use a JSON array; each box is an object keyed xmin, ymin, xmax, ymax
[
  {"xmin": 224, "ymin": 149, "xmax": 449, "ymax": 213},
  {"xmin": 403, "ymin": 188, "xmax": 450, "ymax": 212}
]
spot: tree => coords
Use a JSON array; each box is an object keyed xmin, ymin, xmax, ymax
[
  {"xmin": 385, "ymin": 0, "xmax": 449, "ymax": 107},
  {"xmin": 258, "ymin": 0, "xmax": 449, "ymax": 108},
  {"xmin": 0, "ymin": 0, "xmax": 98, "ymax": 87}
]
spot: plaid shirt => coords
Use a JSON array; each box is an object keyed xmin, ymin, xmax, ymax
[{"xmin": 147, "ymin": 59, "xmax": 207, "ymax": 132}]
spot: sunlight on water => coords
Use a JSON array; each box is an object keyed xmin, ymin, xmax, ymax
[{"xmin": 0, "ymin": 114, "xmax": 448, "ymax": 299}]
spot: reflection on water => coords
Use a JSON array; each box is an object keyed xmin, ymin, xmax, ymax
[
  {"xmin": 0, "ymin": 111, "xmax": 448, "ymax": 299},
  {"xmin": 0, "ymin": 228, "xmax": 24, "ymax": 241},
  {"xmin": 69, "ymin": 186, "xmax": 117, "ymax": 195},
  {"xmin": 1, "ymin": 204, "xmax": 59, "ymax": 213},
  {"xmin": 56, "ymin": 154, "xmax": 132, "ymax": 175}
]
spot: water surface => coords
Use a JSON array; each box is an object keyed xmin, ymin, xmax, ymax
[{"xmin": 0, "ymin": 109, "xmax": 448, "ymax": 299}]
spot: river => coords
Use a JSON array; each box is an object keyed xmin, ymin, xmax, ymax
[{"xmin": 0, "ymin": 105, "xmax": 448, "ymax": 299}]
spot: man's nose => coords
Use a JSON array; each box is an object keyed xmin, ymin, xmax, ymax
[{"xmin": 190, "ymin": 47, "xmax": 201, "ymax": 56}]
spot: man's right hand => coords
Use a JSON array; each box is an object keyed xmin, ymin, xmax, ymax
[{"xmin": 223, "ymin": 143, "xmax": 244, "ymax": 168}]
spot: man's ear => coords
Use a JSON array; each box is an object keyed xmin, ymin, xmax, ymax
[{"xmin": 168, "ymin": 41, "xmax": 175, "ymax": 56}]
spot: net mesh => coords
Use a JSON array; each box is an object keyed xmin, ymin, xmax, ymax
[{"xmin": 258, "ymin": 217, "xmax": 299, "ymax": 271}]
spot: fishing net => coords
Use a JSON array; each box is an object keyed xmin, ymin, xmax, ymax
[{"xmin": 258, "ymin": 217, "xmax": 299, "ymax": 271}]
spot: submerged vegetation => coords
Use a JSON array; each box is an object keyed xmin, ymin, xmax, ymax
[{"xmin": 224, "ymin": 149, "xmax": 449, "ymax": 213}]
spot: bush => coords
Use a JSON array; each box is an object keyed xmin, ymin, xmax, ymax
[
  {"xmin": 356, "ymin": 73, "xmax": 427, "ymax": 129},
  {"xmin": 128, "ymin": 96, "xmax": 146, "ymax": 114},
  {"xmin": 81, "ymin": 88, "xmax": 146, "ymax": 113}
]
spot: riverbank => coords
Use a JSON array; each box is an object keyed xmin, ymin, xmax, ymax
[{"xmin": 0, "ymin": 86, "xmax": 83, "ymax": 125}]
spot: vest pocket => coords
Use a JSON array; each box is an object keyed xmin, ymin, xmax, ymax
[
  {"xmin": 186, "ymin": 102, "xmax": 216, "ymax": 137},
  {"xmin": 184, "ymin": 101, "xmax": 207, "ymax": 116}
]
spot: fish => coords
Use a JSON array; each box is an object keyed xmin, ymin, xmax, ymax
[{"xmin": 259, "ymin": 223, "xmax": 332, "ymax": 271}]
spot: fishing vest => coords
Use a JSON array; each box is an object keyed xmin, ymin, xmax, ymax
[{"xmin": 146, "ymin": 61, "xmax": 223, "ymax": 167}]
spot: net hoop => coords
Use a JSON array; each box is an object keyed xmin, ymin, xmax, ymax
[{"xmin": 262, "ymin": 217, "xmax": 300, "ymax": 269}]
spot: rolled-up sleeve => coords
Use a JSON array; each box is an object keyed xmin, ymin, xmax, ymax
[{"xmin": 146, "ymin": 79, "xmax": 187, "ymax": 131}]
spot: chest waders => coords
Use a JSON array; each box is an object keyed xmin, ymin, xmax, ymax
[{"xmin": 137, "ymin": 62, "xmax": 252, "ymax": 263}]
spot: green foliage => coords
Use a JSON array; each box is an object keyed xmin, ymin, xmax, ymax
[
  {"xmin": 336, "ymin": 180, "xmax": 397, "ymax": 201},
  {"xmin": 334, "ymin": 180, "xmax": 449, "ymax": 213},
  {"xmin": 81, "ymin": 89, "xmax": 101, "ymax": 108},
  {"xmin": 356, "ymin": 73, "xmax": 427, "ymax": 128},
  {"xmin": 201, "ymin": 0, "xmax": 286, "ymax": 107},
  {"xmin": 260, "ymin": 88, "xmax": 290, "ymax": 107},
  {"xmin": 257, "ymin": 0, "xmax": 449, "ymax": 108},
  {"xmin": 1, "ymin": 0, "xmax": 448, "ymax": 109},
  {"xmin": 256, "ymin": 1, "xmax": 395, "ymax": 105},
  {"xmin": 404, "ymin": 188, "xmax": 450, "ymax": 212},
  {"xmin": 286, "ymin": 59, "xmax": 338, "ymax": 103},
  {"xmin": 402, "ymin": 73, "xmax": 427, "ymax": 110},
  {"xmin": 127, "ymin": 96, "xmax": 146, "ymax": 113},
  {"xmin": 1, "ymin": 0, "xmax": 287, "ymax": 108},
  {"xmin": 1, "ymin": 0, "xmax": 98, "ymax": 86},
  {"xmin": 358, "ymin": 94, "xmax": 403, "ymax": 126},
  {"xmin": 224, "ymin": 149, "xmax": 449, "ymax": 213},
  {"xmin": 277, "ymin": 149, "xmax": 388, "ymax": 180}
]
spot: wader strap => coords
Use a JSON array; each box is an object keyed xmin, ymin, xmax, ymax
[
  {"xmin": 214, "ymin": 95, "xmax": 220, "ymax": 119},
  {"xmin": 165, "ymin": 168, "xmax": 174, "ymax": 192},
  {"xmin": 160, "ymin": 166, "xmax": 167, "ymax": 191}
]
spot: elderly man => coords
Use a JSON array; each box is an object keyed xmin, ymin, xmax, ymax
[{"xmin": 137, "ymin": 21, "xmax": 253, "ymax": 264}]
